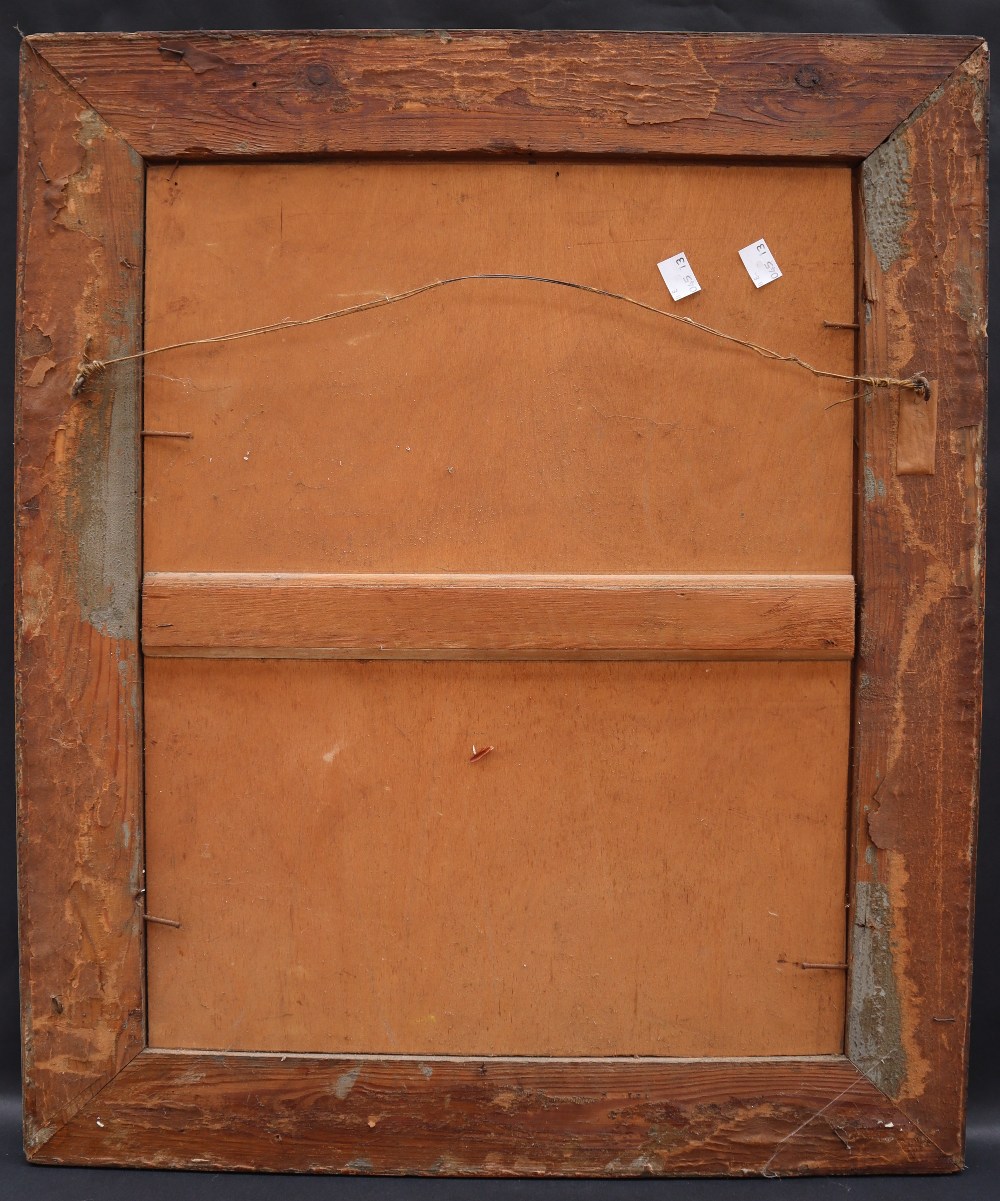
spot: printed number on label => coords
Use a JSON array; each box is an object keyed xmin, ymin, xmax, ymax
[
  {"xmin": 739, "ymin": 239, "xmax": 782, "ymax": 289},
  {"xmin": 657, "ymin": 252, "xmax": 702, "ymax": 302}
]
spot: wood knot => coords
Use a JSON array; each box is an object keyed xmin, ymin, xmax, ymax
[
  {"xmin": 794, "ymin": 65, "xmax": 822, "ymax": 89},
  {"xmin": 302, "ymin": 63, "xmax": 349, "ymax": 109},
  {"xmin": 306, "ymin": 62, "xmax": 332, "ymax": 87}
]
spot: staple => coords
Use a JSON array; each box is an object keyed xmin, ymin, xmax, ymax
[
  {"xmin": 823, "ymin": 320, "xmax": 860, "ymax": 330},
  {"xmin": 799, "ymin": 962, "xmax": 849, "ymax": 971},
  {"xmin": 141, "ymin": 429, "xmax": 194, "ymax": 439}
]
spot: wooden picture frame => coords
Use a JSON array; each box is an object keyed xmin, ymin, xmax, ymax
[{"xmin": 14, "ymin": 30, "xmax": 986, "ymax": 1176}]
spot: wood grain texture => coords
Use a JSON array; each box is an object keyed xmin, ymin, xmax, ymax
[
  {"xmin": 14, "ymin": 46, "xmax": 145, "ymax": 1149},
  {"xmin": 31, "ymin": 30, "xmax": 979, "ymax": 160},
  {"xmin": 896, "ymin": 379, "xmax": 939, "ymax": 475},
  {"xmin": 849, "ymin": 44, "xmax": 987, "ymax": 1164},
  {"xmin": 141, "ymin": 571, "xmax": 856, "ymax": 659},
  {"xmin": 35, "ymin": 1051, "xmax": 955, "ymax": 1175},
  {"xmin": 142, "ymin": 160, "xmax": 856, "ymax": 575},
  {"xmin": 15, "ymin": 28, "xmax": 986, "ymax": 1178},
  {"xmin": 144, "ymin": 658, "xmax": 850, "ymax": 1058}
]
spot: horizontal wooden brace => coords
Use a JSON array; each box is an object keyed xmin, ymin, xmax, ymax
[{"xmin": 142, "ymin": 572, "xmax": 855, "ymax": 661}]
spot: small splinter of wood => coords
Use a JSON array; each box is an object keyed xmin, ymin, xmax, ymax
[
  {"xmin": 470, "ymin": 744, "xmax": 495, "ymax": 763},
  {"xmin": 932, "ymin": 1016, "xmax": 956, "ymax": 1023},
  {"xmin": 799, "ymin": 962, "xmax": 849, "ymax": 970},
  {"xmin": 143, "ymin": 913, "xmax": 182, "ymax": 928},
  {"xmin": 828, "ymin": 1124, "xmax": 852, "ymax": 1152},
  {"xmin": 141, "ymin": 429, "xmax": 194, "ymax": 439}
]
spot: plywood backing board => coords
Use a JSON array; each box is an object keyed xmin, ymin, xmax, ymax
[
  {"xmin": 145, "ymin": 658, "xmax": 851, "ymax": 1057},
  {"xmin": 143, "ymin": 160, "xmax": 855, "ymax": 575},
  {"xmin": 141, "ymin": 157, "xmax": 856, "ymax": 1060}
]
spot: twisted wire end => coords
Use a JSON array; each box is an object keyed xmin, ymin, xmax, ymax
[{"xmin": 71, "ymin": 359, "xmax": 106, "ymax": 397}]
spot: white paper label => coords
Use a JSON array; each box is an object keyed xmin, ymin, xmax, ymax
[
  {"xmin": 657, "ymin": 252, "xmax": 701, "ymax": 302},
  {"xmin": 739, "ymin": 239, "xmax": 782, "ymax": 288}
]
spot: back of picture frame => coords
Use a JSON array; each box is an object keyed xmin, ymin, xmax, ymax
[{"xmin": 14, "ymin": 29, "xmax": 986, "ymax": 1177}]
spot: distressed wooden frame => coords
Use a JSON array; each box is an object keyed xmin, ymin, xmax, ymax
[{"xmin": 14, "ymin": 30, "xmax": 986, "ymax": 1176}]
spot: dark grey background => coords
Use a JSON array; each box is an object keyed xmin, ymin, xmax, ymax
[{"xmin": 1, "ymin": 1, "xmax": 996, "ymax": 1196}]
